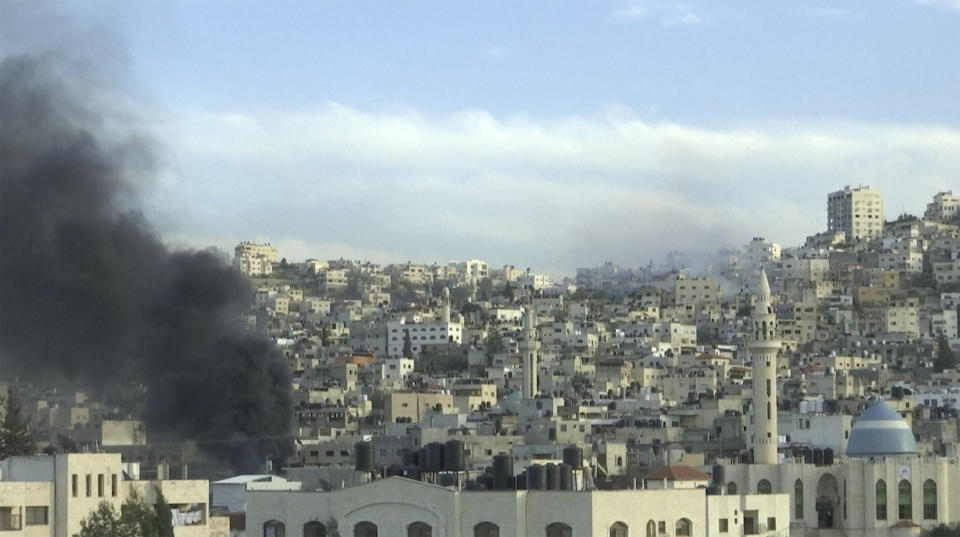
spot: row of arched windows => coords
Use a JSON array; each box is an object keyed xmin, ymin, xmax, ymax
[
  {"xmin": 724, "ymin": 477, "xmax": 939, "ymax": 522},
  {"xmin": 876, "ymin": 479, "xmax": 937, "ymax": 521},
  {"xmin": 266, "ymin": 519, "xmax": 695, "ymax": 537}
]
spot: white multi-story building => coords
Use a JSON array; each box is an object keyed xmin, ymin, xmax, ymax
[
  {"xmin": 233, "ymin": 242, "xmax": 278, "ymax": 277},
  {"xmin": 924, "ymin": 191, "xmax": 960, "ymax": 223},
  {"xmin": 0, "ymin": 453, "xmax": 222, "ymax": 537},
  {"xmin": 827, "ymin": 185, "xmax": 885, "ymax": 241}
]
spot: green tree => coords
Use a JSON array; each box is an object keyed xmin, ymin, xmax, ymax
[
  {"xmin": 0, "ymin": 390, "xmax": 37, "ymax": 459},
  {"xmin": 76, "ymin": 503, "xmax": 139, "ymax": 537},
  {"xmin": 503, "ymin": 282, "xmax": 514, "ymax": 301},
  {"xmin": 934, "ymin": 332, "xmax": 957, "ymax": 373},
  {"xmin": 325, "ymin": 517, "xmax": 341, "ymax": 537},
  {"xmin": 484, "ymin": 328, "xmax": 505, "ymax": 361}
]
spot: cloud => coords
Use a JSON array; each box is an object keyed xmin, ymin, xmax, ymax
[
  {"xmin": 148, "ymin": 104, "xmax": 960, "ymax": 276},
  {"xmin": 615, "ymin": 2, "xmax": 702, "ymax": 26},
  {"xmin": 913, "ymin": 0, "xmax": 960, "ymax": 12}
]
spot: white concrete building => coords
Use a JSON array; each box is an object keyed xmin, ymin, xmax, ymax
[
  {"xmin": 827, "ymin": 185, "xmax": 885, "ymax": 241},
  {"xmin": 924, "ymin": 191, "xmax": 959, "ymax": 223},
  {"xmin": 0, "ymin": 453, "xmax": 222, "ymax": 537},
  {"xmin": 246, "ymin": 476, "xmax": 789, "ymax": 537}
]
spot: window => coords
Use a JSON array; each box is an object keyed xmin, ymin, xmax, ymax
[
  {"xmin": 767, "ymin": 517, "xmax": 776, "ymax": 531},
  {"xmin": 111, "ymin": 474, "xmax": 118, "ymax": 497},
  {"xmin": 898, "ymin": 480, "xmax": 912, "ymax": 520},
  {"xmin": 610, "ymin": 522, "xmax": 628, "ymax": 537},
  {"xmin": 675, "ymin": 518, "xmax": 691, "ymax": 537},
  {"xmin": 304, "ymin": 522, "xmax": 326, "ymax": 537},
  {"xmin": 645, "ymin": 520, "xmax": 656, "ymax": 537},
  {"xmin": 658, "ymin": 521, "xmax": 666, "ymax": 535},
  {"xmin": 546, "ymin": 522, "xmax": 572, "ymax": 537},
  {"xmin": 264, "ymin": 521, "xmax": 286, "ymax": 537},
  {"xmin": 407, "ymin": 522, "xmax": 431, "ymax": 537},
  {"xmin": 85, "ymin": 474, "xmax": 92, "ymax": 497},
  {"xmin": 718, "ymin": 519, "xmax": 729, "ymax": 533},
  {"xmin": 25, "ymin": 507, "xmax": 48, "ymax": 526},
  {"xmin": 98, "ymin": 474, "xmax": 104, "ymax": 497},
  {"xmin": 474, "ymin": 523, "xmax": 499, "ymax": 537},
  {"xmin": 354, "ymin": 522, "xmax": 377, "ymax": 537},
  {"xmin": 757, "ymin": 479, "xmax": 772, "ymax": 494},
  {"xmin": 727, "ymin": 481, "xmax": 738, "ymax": 495},
  {"xmin": 875, "ymin": 469, "xmax": 891, "ymax": 517},
  {"xmin": 0, "ymin": 507, "xmax": 21, "ymax": 531},
  {"xmin": 72, "ymin": 474, "xmax": 78, "ymax": 497},
  {"xmin": 923, "ymin": 480, "xmax": 937, "ymax": 520},
  {"xmin": 794, "ymin": 479, "xmax": 804, "ymax": 519}
]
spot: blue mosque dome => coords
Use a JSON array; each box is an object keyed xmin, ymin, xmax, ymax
[{"xmin": 845, "ymin": 400, "xmax": 917, "ymax": 457}]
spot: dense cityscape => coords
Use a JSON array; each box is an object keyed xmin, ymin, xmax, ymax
[{"xmin": 2, "ymin": 186, "xmax": 959, "ymax": 537}]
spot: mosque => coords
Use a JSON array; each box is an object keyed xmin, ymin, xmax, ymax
[{"xmin": 720, "ymin": 271, "xmax": 960, "ymax": 537}]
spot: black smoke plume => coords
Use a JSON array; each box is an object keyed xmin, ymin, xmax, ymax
[{"xmin": 0, "ymin": 54, "xmax": 293, "ymax": 472}]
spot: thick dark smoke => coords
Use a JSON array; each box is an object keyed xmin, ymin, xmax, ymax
[{"xmin": 0, "ymin": 55, "xmax": 293, "ymax": 472}]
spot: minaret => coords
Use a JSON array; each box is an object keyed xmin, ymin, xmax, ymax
[
  {"xmin": 519, "ymin": 307, "xmax": 540, "ymax": 399},
  {"xmin": 750, "ymin": 268, "xmax": 781, "ymax": 464},
  {"xmin": 441, "ymin": 287, "xmax": 451, "ymax": 323}
]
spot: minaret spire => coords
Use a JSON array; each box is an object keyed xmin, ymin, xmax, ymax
[
  {"xmin": 519, "ymin": 307, "xmax": 540, "ymax": 399},
  {"xmin": 750, "ymin": 267, "xmax": 781, "ymax": 464}
]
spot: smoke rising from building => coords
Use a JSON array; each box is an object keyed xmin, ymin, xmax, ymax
[{"xmin": 0, "ymin": 54, "xmax": 293, "ymax": 472}]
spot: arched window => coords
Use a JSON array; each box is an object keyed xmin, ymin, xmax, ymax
[
  {"xmin": 758, "ymin": 479, "xmax": 772, "ymax": 494},
  {"xmin": 407, "ymin": 522, "xmax": 432, "ymax": 537},
  {"xmin": 354, "ymin": 522, "xmax": 377, "ymax": 537},
  {"xmin": 876, "ymin": 480, "xmax": 887, "ymax": 520},
  {"xmin": 303, "ymin": 522, "xmax": 326, "ymax": 537},
  {"xmin": 794, "ymin": 479, "xmax": 804, "ymax": 519},
  {"xmin": 475, "ymin": 522, "xmax": 499, "ymax": 537},
  {"xmin": 610, "ymin": 521, "xmax": 628, "ymax": 537},
  {"xmin": 645, "ymin": 520, "xmax": 656, "ymax": 537},
  {"xmin": 675, "ymin": 518, "xmax": 692, "ymax": 537},
  {"xmin": 264, "ymin": 521, "xmax": 286, "ymax": 537},
  {"xmin": 923, "ymin": 480, "xmax": 937, "ymax": 520},
  {"xmin": 546, "ymin": 522, "xmax": 572, "ymax": 537},
  {"xmin": 727, "ymin": 481, "xmax": 738, "ymax": 495},
  {"xmin": 898, "ymin": 480, "xmax": 912, "ymax": 520}
]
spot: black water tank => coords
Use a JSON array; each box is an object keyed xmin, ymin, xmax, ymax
[
  {"xmin": 559, "ymin": 464, "xmax": 573, "ymax": 490},
  {"xmin": 706, "ymin": 485, "xmax": 722, "ymax": 495},
  {"xmin": 493, "ymin": 454, "xmax": 513, "ymax": 490},
  {"xmin": 403, "ymin": 465, "xmax": 421, "ymax": 481},
  {"xmin": 438, "ymin": 472, "xmax": 458, "ymax": 487},
  {"xmin": 403, "ymin": 450, "xmax": 419, "ymax": 466},
  {"xmin": 527, "ymin": 464, "xmax": 547, "ymax": 490},
  {"xmin": 444, "ymin": 440, "xmax": 466, "ymax": 471},
  {"xmin": 563, "ymin": 446, "xmax": 584, "ymax": 469},
  {"xmin": 546, "ymin": 463, "xmax": 560, "ymax": 490},
  {"xmin": 802, "ymin": 447, "xmax": 813, "ymax": 464},
  {"xmin": 824, "ymin": 448, "xmax": 834, "ymax": 466},
  {"xmin": 712, "ymin": 464, "xmax": 725, "ymax": 485},
  {"xmin": 516, "ymin": 472, "xmax": 527, "ymax": 490},
  {"xmin": 426, "ymin": 442, "xmax": 444, "ymax": 473},
  {"xmin": 813, "ymin": 448, "xmax": 824, "ymax": 465},
  {"xmin": 386, "ymin": 464, "xmax": 403, "ymax": 477},
  {"xmin": 477, "ymin": 474, "xmax": 493, "ymax": 490},
  {"xmin": 355, "ymin": 441, "xmax": 374, "ymax": 472}
]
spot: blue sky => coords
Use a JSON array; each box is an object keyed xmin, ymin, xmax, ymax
[{"xmin": 3, "ymin": 1, "xmax": 960, "ymax": 275}]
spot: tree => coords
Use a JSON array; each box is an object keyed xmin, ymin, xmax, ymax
[
  {"xmin": 933, "ymin": 332, "xmax": 957, "ymax": 373},
  {"xmin": 76, "ymin": 502, "xmax": 139, "ymax": 537},
  {"xmin": 0, "ymin": 390, "xmax": 37, "ymax": 459},
  {"xmin": 76, "ymin": 488, "xmax": 174, "ymax": 537},
  {"xmin": 484, "ymin": 328, "xmax": 505, "ymax": 361},
  {"xmin": 503, "ymin": 281, "xmax": 514, "ymax": 301},
  {"xmin": 325, "ymin": 518, "xmax": 341, "ymax": 537}
]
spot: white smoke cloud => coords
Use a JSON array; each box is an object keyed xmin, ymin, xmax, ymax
[{"xmin": 150, "ymin": 104, "xmax": 960, "ymax": 276}]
